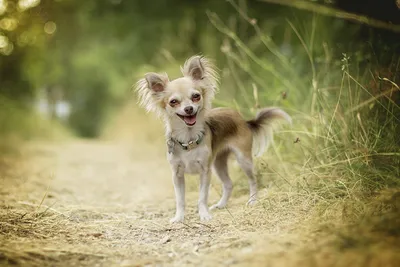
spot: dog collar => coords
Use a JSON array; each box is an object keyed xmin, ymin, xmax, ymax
[
  {"xmin": 178, "ymin": 132, "xmax": 204, "ymax": 150},
  {"xmin": 168, "ymin": 131, "xmax": 205, "ymax": 152}
]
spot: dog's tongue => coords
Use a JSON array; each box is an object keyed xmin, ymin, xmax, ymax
[{"xmin": 184, "ymin": 115, "xmax": 196, "ymax": 125}]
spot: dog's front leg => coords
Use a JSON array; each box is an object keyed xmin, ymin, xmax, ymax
[
  {"xmin": 170, "ymin": 164, "xmax": 185, "ymax": 223},
  {"xmin": 198, "ymin": 168, "xmax": 212, "ymax": 221}
]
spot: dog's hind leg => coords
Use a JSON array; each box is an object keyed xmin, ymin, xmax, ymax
[
  {"xmin": 233, "ymin": 148, "xmax": 257, "ymax": 206},
  {"xmin": 210, "ymin": 149, "xmax": 233, "ymax": 210}
]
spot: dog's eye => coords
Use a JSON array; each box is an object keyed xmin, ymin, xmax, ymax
[
  {"xmin": 192, "ymin": 93, "xmax": 201, "ymax": 101},
  {"xmin": 169, "ymin": 99, "xmax": 179, "ymax": 106}
]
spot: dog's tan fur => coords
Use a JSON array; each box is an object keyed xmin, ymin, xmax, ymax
[{"xmin": 136, "ymin": 55, "xmax": 291, "ymax": 222}]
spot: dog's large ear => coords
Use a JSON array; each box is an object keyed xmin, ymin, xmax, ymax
[
  {"xmin": 145, "ymin": 72, "xmax": 168, "ymax": 93},
  {"xmin": 181, "ymin": 55, "xmax": 219, "ymax": 108},
  {"xmin": 135, "ymin": 72, "xmax": 169, "ymax": 115},
  {"xmin": 184, "ymin": 56, "xmax": 205, "ymax": 81},
  {"xmin": 182, "ymin": 56, "xmax": 218, "ymax": 83}
]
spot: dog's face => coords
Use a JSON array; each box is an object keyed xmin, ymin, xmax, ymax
[
  {"xmin": 164, "ymin": 78, "xmax": 203, "ymax": 126},
  {"xmin": 136, "ymin": 56, "xmax": 219, "ymax": 126}
]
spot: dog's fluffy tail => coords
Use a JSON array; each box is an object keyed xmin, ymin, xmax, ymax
[{"xmin": 247, "ymin": 108, "xmax": 292, "ymax": 157}]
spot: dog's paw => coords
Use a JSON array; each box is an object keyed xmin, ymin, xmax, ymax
[
  {"xmin": 199, "ymin": 212, "xmax": 212, "ymax": 221},
  {"xmin": 210, "ymin": 203, "xmax": 226, "ymax": 210},
  {"xmin": 169, "ymin": 215, "xmax": 184, "ymax": 223},
  {"xmin": 246, "ymin": 198, "xmax": 257, "ymax": 206}
]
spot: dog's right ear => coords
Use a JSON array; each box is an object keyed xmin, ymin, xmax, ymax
[
  {"xmin": 135, "ymin": 72, "xmax": 169, "ymax": 114},
  {"xmin": 145, "ymin": 72, "xmax": 168, "ymax": 93},
  {"xmin": 181, "ymin": 55, "xmax": 219, "ymax": 109}
]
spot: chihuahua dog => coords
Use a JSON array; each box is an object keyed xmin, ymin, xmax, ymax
[{"xmin": 136, "ymin": 55, "xmax": 291, "ymax": 223}]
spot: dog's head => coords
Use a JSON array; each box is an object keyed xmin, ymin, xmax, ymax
[{"xmin": 136, "ymin": 56, "xmax": 219, "ymax": 127}]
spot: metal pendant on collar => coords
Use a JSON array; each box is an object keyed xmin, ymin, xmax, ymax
[
  {"xmin": 187, "ymin": 140, "xmax": 197, "ymax": 150},
  {"xmin": 177, "ymin": 131, "xmax": 205, "ymax": 151}
]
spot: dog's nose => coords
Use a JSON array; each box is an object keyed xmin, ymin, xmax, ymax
[{"xmin": 184, "ymin": 106, "xmax": 194, "ymax": 115}]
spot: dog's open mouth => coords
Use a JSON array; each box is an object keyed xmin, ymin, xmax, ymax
[{"xmin": 177, "ymin": 113, "xmax": 197, "ymax": 126}]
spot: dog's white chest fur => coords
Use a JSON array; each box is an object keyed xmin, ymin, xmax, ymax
[{"xmin": 168, "ymin": 144, "xmax": 210, "ymax": 174}]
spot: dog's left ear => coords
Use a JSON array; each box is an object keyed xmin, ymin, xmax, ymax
[
  {"xmin": 184, "ymin": 56, "xmax": 204, "ymax": 81},
  {"xmin": 181, "ymin": 55, "xmax": 219, "ymax": 108},
  {"xmin": 182, "ymin": 55, "xmax": 218, "ymax": 84}
]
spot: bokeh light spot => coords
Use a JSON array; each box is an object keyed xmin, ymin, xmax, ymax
[
  {"xmin": 0, "ymin": 35, "xmax": 8, "ymax": 48},
  {"xmin": 0, "ymin": 0, "xmax": 7, "ymax": 15},
  {"xmin": 44, "ymin": 21, "xmax": 57, "ymax": 35},
  {"xmin": 0, "ymin": 18, "xmax": 18, "ymax": 31},
  {"xmin": 18, "ymin": 0, "xmax": 40, "ymax": 11},
  {"xmin": 0, "ymin": 34, "xmax": 13, "ymax": 55}
]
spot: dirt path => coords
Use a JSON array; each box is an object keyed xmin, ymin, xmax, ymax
[
  {"xmin": 2, "ymin": 130, "xmax": 398, "ymax": 266},
  {"xmin": 0, "ymin": 135, "xmax": 311, "ymax": 267}
]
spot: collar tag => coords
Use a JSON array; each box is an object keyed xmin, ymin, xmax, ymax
[
  {"xmin": 174, "ymin": 131, "xmax": 205, "ymax": 151},
  {"xmin": 186, "ymin": 140, "xmax": 197, "ymax": 150}
]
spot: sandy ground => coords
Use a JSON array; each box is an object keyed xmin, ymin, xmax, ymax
[
  {"xmin": 1, "ymin": 114, "xmax": 399, "ymax": 266},
  {"xmin": 0, "ymin": 139, "xmax": 301, "ymax": 266}
]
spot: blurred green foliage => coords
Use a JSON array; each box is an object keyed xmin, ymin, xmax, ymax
[{"xmin": 0, "ymin": 0, "xmax": 399, "ymax": 137}]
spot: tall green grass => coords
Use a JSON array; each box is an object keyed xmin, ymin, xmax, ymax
[
  {"xmin": 207, "ymin": 4, "xmax": 399, "ymax": 198},
  {"xmin": 203, "ymin": 4, "xmax": 400, "ymax": 250}
]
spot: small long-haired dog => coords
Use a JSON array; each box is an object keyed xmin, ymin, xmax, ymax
[{"xmin": 136, "ymin": 55, "xmax": 291, "ymax": 223}]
